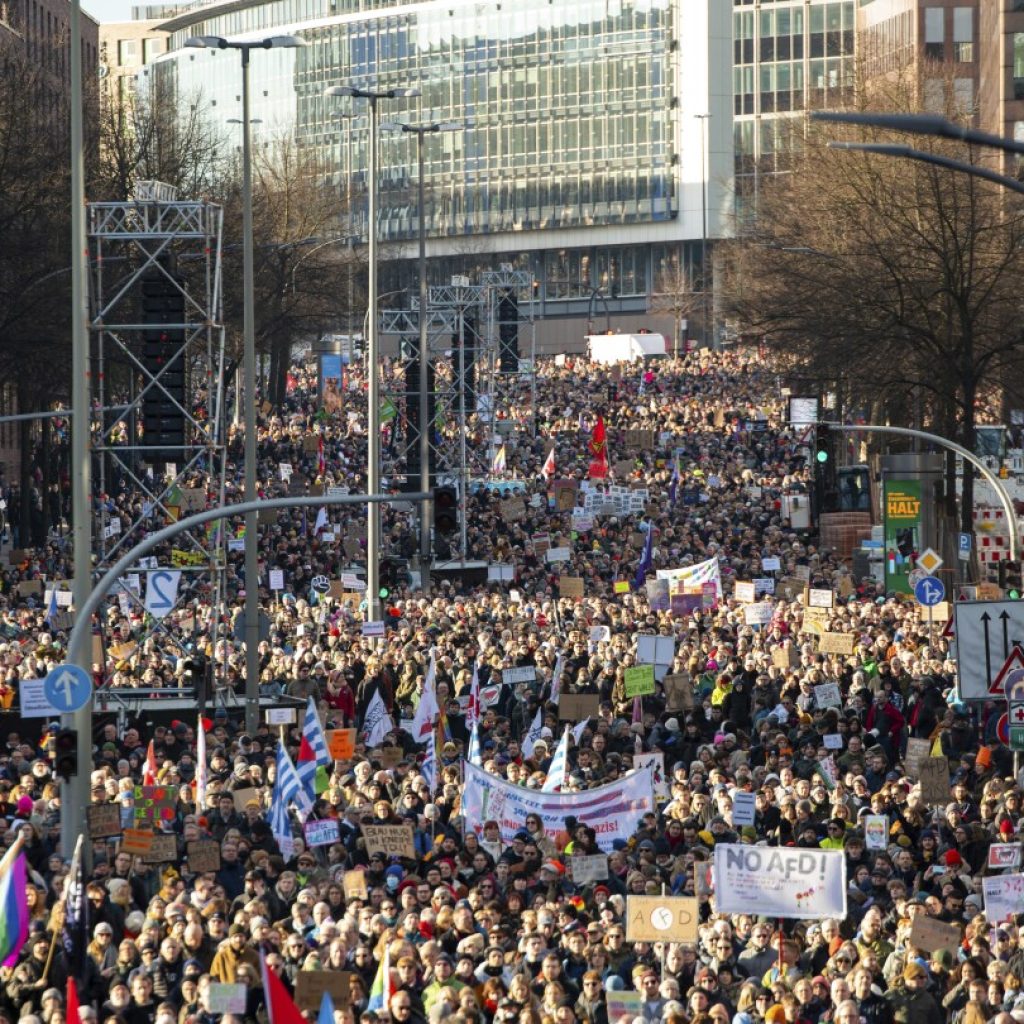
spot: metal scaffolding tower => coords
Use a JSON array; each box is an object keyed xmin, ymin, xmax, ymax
[
  {"xmin": 87, "ymin": 181, "xmax": 229, "ymax": 692},
  {"xmin": 378, "ymin": 269, "xmax": 535, "ymax": 564}
]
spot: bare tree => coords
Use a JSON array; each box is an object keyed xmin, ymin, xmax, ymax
[{"xmin": 650, "ymin": 257, "xmax": 701, "ymax": 357}]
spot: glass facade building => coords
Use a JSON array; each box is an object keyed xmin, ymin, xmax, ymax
[{"xmin": 149, "ymin": 0, "xmax": 732, "ymax": 338}]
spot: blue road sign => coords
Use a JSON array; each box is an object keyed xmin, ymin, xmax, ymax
[
  {"xmin": 914, "ymin": 575, "xmax": 946, "ymax": 607},
  {"xmin": 959, "ymin": 533, "xmax": 972, "ymax": 559},
  {"xmin": 43, "ymin": 664, "xmax": 93, "ymax": 714}
]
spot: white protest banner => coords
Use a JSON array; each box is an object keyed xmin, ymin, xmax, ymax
[
  {"xmin": 813, "ymin": 683, "xmax": 843, "ymax": 709},
  {"xmin": 304, "ymin": 818, "xmax": 340, "ymax": 848},
  {"xmin": 634, "ymin": 752, "xmax": 669, "ymax": 801},
  {"xmin": 983, "ymin": 873, "xmax": 1024, "ymax": 923},
  {"xmin": 144, "ymin": 570, "xmax": 181, "ymax": 618},
  {"xmin": 762, "ymin": 556, "xmax": 781, "ymax": 571},
  {"xmin": 268, "ymin": 569, "xmax": 285, "ymax": 591},
  {"xmin": 732, "ymin": 791, "xmax": 756, "ymax": 827},
  {"xmin": 823, "ymin": 734, "xmax": 843, "ymax": 750},
  {"xmin": 569, "ymin": 854, "xmax": 610, "ymax": 884},
  {"xmin": 546, "ymin": 546, "xmax": 571, "ymax": 563},
  {"xmin": 712, "ymin": 844, "xmax": 846, "ymax": 920},
  {"xmin": 988, "ymin": 844, "xmax": 1023, "ymax": 871},
  {"xmin": 207, "ymin": 984, "xmax": 248, "ymax": 1015},
  {"xmin": 863, "ymin": 815, "xmax": 888, "ymax": 850},
  {"xmin": 462, "ymin": 761, "xmax": 655, "ymax": 853},
  {"xmin": 657, "ymin": 556, "xmax": 722, "ymax": 599},
  {"xmin": 744, "ymin": 603, "xmax": 774, "ymax": 627},
  {"xmin": 502, "ymin": 666, "xmax": 536, "ymax": 685}
]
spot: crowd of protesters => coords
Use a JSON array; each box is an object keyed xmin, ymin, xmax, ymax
[{"xmin": 0, "ymin": 345, "xmax": 1018, "ymax": 1024}]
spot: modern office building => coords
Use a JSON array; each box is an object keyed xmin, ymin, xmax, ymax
[
  {"xmin": 147, "ymin": 0, "xmax": 733, "ymax": 350},
  {"xmin": 979, "ymin": 0, "xmax": 1024, "ymax": 177},
  {"xmin": 99, "ymin": 14, "xmax": 169, "ymax": 110},
  {"xmin": 732, "ymin": 0, "xmax": 857, "ymax": 212}
]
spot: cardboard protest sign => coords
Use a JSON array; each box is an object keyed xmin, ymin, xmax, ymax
[
  {"xmin": 121, "ymin": 829, "xmax": 154, "ymax": 856},
  {"xmin": 328, "ymin": 729, "xmax": 356, "ymax": 760},
  {"xmin": 362, "ymin": 823, "xmax": 415, "ymax": 859},
  {"xmin": 558, "ymin": 693, "xmax": 600, "ymax": 721},
  {"xmin": 142, "ymin": 834, "xmax": 178, "ymax": 863},
  {"xmin": 295, "ymin": 972, "xmax": 352, "ymax": 1012},
  {"xmin": 662, "ymin": 673, "xmax": 694, "ymax": 710},
  {"xmin": 187, "ymin": 840, "xmax": 222, "ymax": 874},
  {"xmin": 343, "ymin": 870, "xmax": 368, "ymax": 900},
  {"xmin": 87, "ymin": 804, "xmax": 122, "ymax": 839},
  {"xmin": 904, "ymin": 738, "xmax": 930, "ymax": 779},
  {"xmin": 909, "ymin": 914, "xmax": 962, "ymax": 953},
  {"xmin": 817, "ymin": 632, "xmax": 855, "ymax": 655},
  {"xmin": 232, "ymin": 788, "xmax": 261, "ymax": 813},
  {"xmin": 625, "ymin": 896, "xmax": 698, "ymax": 942},
  {"xmin": 918, "ymin": 756, "xmax": 951, "ymax": 806},
  {"xmin": 559, "ymin": 577, "xmax": 585, "ymax": 599},
  {"xmin": 133, "ymin": 785, "xmax": 177, "ymax": 824}
]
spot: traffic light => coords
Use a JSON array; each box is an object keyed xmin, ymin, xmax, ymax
[
  {"xmin": 814, "ymin": 425, "xmax": 830, "ymax": 464},
  {"xmin": 140, "ymin": 264, "xmax": 187, "ymax": 465},
  {"xmin": 54, "ymin": 728, "xmax": 77, "ymax": 781},
  {"xmin": 433, "ymin": 486, "xmax": 459, "ymax": 538},
  {"xmin": 1000, "ymin": 561, "xmax": 1023, "ymax": 599}
]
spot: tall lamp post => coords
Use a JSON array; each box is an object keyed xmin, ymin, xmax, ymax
[
  {"xmin": 186, "ymin": 34, "xmax": 306, "ymax": 736},
  {"xmin": 381, "ymin": 120, "xmax": 460, "ymax": 589},
  {"xmin": 694, "ymin": 113, "xmax": 710, "ymax": 349},
  {"xmin": 324, "ymin": 85, "xmax": 419, "ymax": 621}
]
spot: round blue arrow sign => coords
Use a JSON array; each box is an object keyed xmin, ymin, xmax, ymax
[
  {"xmin": 43, "ymin": 664, "xmax": 93, "ymax": 714},
  {"xmin": 914, "ymin": 575, "xmax": 945, "ymax": 607}
]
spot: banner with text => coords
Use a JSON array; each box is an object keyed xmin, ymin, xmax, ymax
[
  {"xmin": 712, "ymin": 844, "xmax": 847, "ymax": 920},
  {"xmin": 462, "ymin": 761, "xmax": 655, "ymax": 852}
]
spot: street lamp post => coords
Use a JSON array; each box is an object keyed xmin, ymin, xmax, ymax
[
  {"xmin": 324, "ymin": 85, "xmax": 419, "ymax": 621},
  {"xmin": 186, "ymin": 34, "xmax": 306, "ymax": 736},
  {"xmin": 694, "ymin": 113, "xmax": 711, "ymax": 349},
  {"xmin": 381, "ymin": 120, "xmax": 460, "ymax": 590}
]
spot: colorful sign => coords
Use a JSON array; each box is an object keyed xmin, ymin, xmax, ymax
[{"xmin": 884, "ymin": 478, "xmax": 922, "ymax": 595}]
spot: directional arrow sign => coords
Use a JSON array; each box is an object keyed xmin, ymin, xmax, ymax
[
  {"xmin": 914, "ymin": 576, "xmax": 945, "ymax": 607},
  {"xmin": 954, "ymin": 601, "xmax": 1024, "ymax": 701},
  {"xmin": 42, "ymin": 664, "xmax": 93, "ymax": 714}
]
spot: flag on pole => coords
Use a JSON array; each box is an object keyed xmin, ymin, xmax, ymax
[
  {"xmin": 274, "ymin": 742, "xmax": 313, "ymax": 821},
  {"xmin": 262, "ymin": 953, "xmax": 307, "ymax": 1024},
  {"xmin": 60, "ymin": 835, "xmax": 87, "ymax": 980},
  {"xmin": 467, "ymin": 723, "xmax": 482, "ymax": 767},
  {"xmin": 66, "ymin": 979, "xmax": 81, "ymax": 1024},
  {"xmin": 296, "ymin": 697, "xmax": 331, "ymax": 802},
  {"xmin": 411, "ymin": 654, "xmax": 439, "ymax": 742},
  {"xmin": 313, "ymin": 507, "xmax": 329, "ymax": 536},
  {"xmin": 143, "ymin": 740, "xmax": 158, "ymax": 785},
  {"xmin": 318, "ymin": 993, "xmax": 336, "ymax": 1024},
  {"xmin": 44, "ymin": 587, "xmax": 59, "ymax": 631},
  {"xmin": 572, "ymin": 719, "xmax": 590, "ymax": 746},
  {"xmin": 317, "ymin": 435, "xmax": 326, "ymax": 478},
  {"xmin": 362, "ymin": 689, "xmax": 395, "ymax": 748},
  {"xmin": 633, "ymin": 526, "xmax": 654, "ymax": 591},
  {"xmin": 195, "ymin": 714, "xmax": 208, "ymax": 812},
  {"xmin": 466, "ymin": 664, "xmax": 481, "ymax": 730},
  {"xmin": 521, "ymin": 708, "xmax": 544, "ymax": 757},
  {"xmin": 549, "ymin": 653, "xmax": 565, "ymax": 704},
  {"xmin": 588, "ymin": 415, "xmax": 609, "ymax": 479},
  {"xmin": 541, "ymin": 447, "xmax": 556, "ymax": 481},
  {"xmin": 367, "ymin": 942, "xmax": 392, "ymax": 1011},
  {"xmin": 0, "ymin": 835, "xmax": 28, "ymax": 968},
  {"xmin": 541, "ymin": 726, "xmax": 570, "ymax": 793},
  {"xmin": 421, "ymin": 731, "xmax": 438, "ymax": 795},
  {"xmin": 491, "ymin": 444, "xmax": 507, "ymax": 475}
]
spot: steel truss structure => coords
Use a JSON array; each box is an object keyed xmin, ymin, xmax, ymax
[
  {"xmin": 87, "ymin": 181, "xmax": 230, "ymax": 692},
  {"xmin": 379, "ymin": 270, "xmax": 535, "ymax": 561}
]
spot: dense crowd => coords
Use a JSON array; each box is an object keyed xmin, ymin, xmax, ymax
[{"xmin": 0, "ymin": 346, "xmax": 1017, "ymax": 1024}]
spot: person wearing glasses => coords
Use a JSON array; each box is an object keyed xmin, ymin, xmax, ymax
[
  {"xmin": 389, "ymin": 991, "xmax": 425, "ymax": 1024},
  {"xmin": 573, "ymin": 971, "xmax": 608, "ymax": 1024}
]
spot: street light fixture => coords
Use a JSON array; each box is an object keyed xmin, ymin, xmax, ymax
[
  {"xmin": 811, "ymin": 110, "xmax": 1024, "ymax": 155},
  {"xmin": 380, "ymin": 120, "xmax": 461, "ymax": 586},
  {"xmin": 324, "ymin": 85, "xmax": 420, "ymax": 620},
  {"xmin": 186, "ymin": 32, "xmax": 306, "ymax": 736}
]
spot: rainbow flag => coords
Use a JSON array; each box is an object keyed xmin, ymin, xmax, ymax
[
  {"xmin": 367, "ymin": 942, "xmax": 391, "ymax": 1011},
  {"xmin": 0, "ymin": 837, "xmax": 28, "ymax": 967}
]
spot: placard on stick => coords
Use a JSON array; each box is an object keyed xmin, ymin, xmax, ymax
[
  {"xmin": 343, "ymin": 870, "xmax": 368, "ymax": 900},
  {"xmin": 187, "ymin": 839, "xmax": 222, "ymax": 874},
  {"xmin": 624, "ymin": 664, "xmax": 656, "ymax": 697},
  {"xmin": 142, "ymin": 834, "xmax": 178, "ymax": 863},
  {"xmin": 558, "ymin": 693, "xmax": 600, "ymax": 721},
  {"xmin": 362, "ymin": 823, "xmax": 415, "ymax": 859},
  {"xmin": 817, "ymin": 632, "xmax": 856, "ymax": 655},
  {"xmin": 559, "ymin": 577, "xmax": 585, "ymax": 599},
  {"xmin": 625, "ymin": 896, "xmax": 699, "ymax": 943},
  {"xmin": 87, "ymin": 803, "xmax": 122, "ymax": 839},
  {"xmin": 121, "ymin": 829, "xmax": 154, "ymax": 856},
  {"xmin": 295, "ymin": 972, "xmax": 353, "ymax": 1012},
  {"xmin": 662, "ymin": 673, "xmax": 694, "ymax": 711},
  {"xmin": 909, "ymin": 914, "xmax": 961, "ymax": 954},
  {"xmin": 328, "ymin": 729, "xmax": 356, "ymax": 760},
  {"xmin": 918, "ymin": 756, "xmax": 951, "ymax": 806}
]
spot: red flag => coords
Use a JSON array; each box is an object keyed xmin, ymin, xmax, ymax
[
  {"xmin": 318, "ymin": 435, "xmax": 326, "ymax": 478},
  {"xmin": 261, "ymin": 954, "xmax": 307, "ymax": 1024},
  {"xmin": 67, "ymin": 977, "xmax": 80, "ymax": 1024},
  {"xmin": 143, "ymin": 740, "xmax": 157, "ymax": 785},
  {"xmin": 589, "ymin": 416, "xmax": 607, "ymax": 459},
  {"xmin": 541, "ymin": 448, "xmax": 555, "ymax": 480}
]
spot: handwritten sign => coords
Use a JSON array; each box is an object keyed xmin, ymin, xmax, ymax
[
  {"xmin": 133, "ymin": 785, "xmax": 176, "ymax": 824},
  {"xmin": 295, "ymin": 972, "xmax": 353, "ymax": 1012},
  {"xmin": 142, "ymin": 834, "xmax": 178, "ymax": 863},
  {"xmin": 909, "ymin": 914, "xmax": 962, "ymax": 954},
  {"xmin": 817, "ymin": 632, "xmax": 856, "ymax": 655},
  {"xmin": 624, "ymin": 665, "xmax": 656, "ymax": 698},
  {"xmin": 733, "ymin": 582, "xmax": 755, "ymax": 603},
  {"xmin": 362, "ymin": 823, "xmax": 415, "ymax": 859},
  {"xmin": 559, "ymin": 577, "xmax": 585, "ymax": 599},
  {"xmin": 207, "ymin": 984, "xmax": 248, "ymax": 1014},
  {"xmin": 558, "ymin": 693, "xmax": 600, "ymax": 721},
  {"xmin": 87, "ymin": 803, "xmax": 122, "ymax": 839},
  {"xmin": 343, "ymin": 870, "xmax": 368, "ymax": 900},
  {"xmin": 569, "ymin": 855, "xmax": 610, "ymax": 884},
  {"xmin": 919, "ymin": 756, "xmax": 950, "ymax": 806},
  {"xmin": 328, "ymin": 729, "xmax": 356, "ymax": 760},
  {"xmin": 121, "ymin": 829, "xmax": 154, "ymax": 856},
  {"xmin": 187, "ymin": 839, "xmax": 222, "ymax": 874},
  {"xmin": 305, "ymin": 818, "xmax": 340, "ymax": 848}
]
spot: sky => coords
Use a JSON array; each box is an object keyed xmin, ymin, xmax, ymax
[{"xmin": 82, "ymin": 0, "xmax": 152, "ymax": 24}]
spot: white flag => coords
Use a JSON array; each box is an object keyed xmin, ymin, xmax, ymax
[
  {"xmin": 541, "ymin": 726, "xmax": 570, "ymax": 793},
  {"xmin": 411, "ymin": 654, "xmax": 439, "ymax": 741},
  {"xmin": 195, "ymin": 715, "xmax": 207, "ymax": 811},
  {"xmin": 363, "ymin": 690, "xmax": 395, "ymax": 748},
  {"xmin": 313, "ymin": 507, "xmax": 328, "ymax": 535},
  {"xmin": 572, "ymin": 719, "xmax": 590, "ymax": 746},
  {"xmin": 549, "ymin": 653, "xmax": 565, "ymax": 704},
  {"xmin": 521, "ymin": 708, "xmax": 544, "ymax": 757}
]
